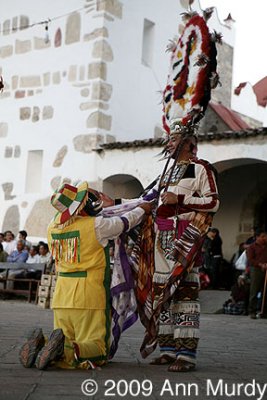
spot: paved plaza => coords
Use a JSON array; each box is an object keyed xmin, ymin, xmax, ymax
[{"xmin": 0, "ymin": 298, "xmax": 267, "ymax": 400}]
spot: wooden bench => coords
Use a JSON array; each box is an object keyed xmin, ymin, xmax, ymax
[{"xmin": 0, "ymin": 262, "xmax": 46, "ymax": 303}]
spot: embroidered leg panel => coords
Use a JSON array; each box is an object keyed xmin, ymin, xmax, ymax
[
  {"xmin": 158, "ymin": 303, "xmax": 176, "ymax": 357},
  {"xmin": 172, "ymin": 269, "xmax": 200, "ymax": 364}
]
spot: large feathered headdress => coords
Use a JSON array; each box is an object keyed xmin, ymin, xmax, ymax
[{"xmin": 162, "ymin": 8, "xmax": 221, "ymax": 137}]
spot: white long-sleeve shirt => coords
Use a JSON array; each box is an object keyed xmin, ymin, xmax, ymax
[
  {"xmin": 95, "ymin": 207, "xmax": 145, "ymax": 247},
  {"xmin": 118, "ymin": 159, "xmax": 219, "ymax": 221},
  {"xmin": 26, "ymin": 254, "xmax": 41, "ymax": 264},
  {"xmin": 3, "ymin": 240, "xmax": 17, "ymax": 255}
]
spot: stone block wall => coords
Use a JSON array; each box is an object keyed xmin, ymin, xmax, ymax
[
  {"xmin": 200, "ymin": 107, "xmax": 229, "ymax": 133},
  {"xmin": 0, "ymin": 0, "xmax": 122, "ymax": 236},
  {"xmin": 0, "ymin": 2, "xmax": 125, "ymax": 137},
  {"xmin": 211, "ymin": 42, "xmax": 233, "ymax": 109}
]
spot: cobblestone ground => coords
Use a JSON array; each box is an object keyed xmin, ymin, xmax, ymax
[{"xmin": 0, "ymin": 299, "xmax": 266, "ymax": 400}]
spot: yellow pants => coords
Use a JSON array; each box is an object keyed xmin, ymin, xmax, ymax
[{"xmin": 53, "ymin": 308, "xmax": 110, "ymax": 369}]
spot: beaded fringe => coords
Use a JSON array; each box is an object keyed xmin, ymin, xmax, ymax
[
  {"xmin": 171, "ymin": 301, "xmax": 200, "ymax": 314},
  {"xmin": 174, "ymin": 327, "xmax": 200, "ymax": 339},
  {"xmin": 159, "ymin": 325, "xmax": 174, "ymax": 335},
  {"xmin": 51, "ymin": 237, "xmax": 80, "ymax": 263}
]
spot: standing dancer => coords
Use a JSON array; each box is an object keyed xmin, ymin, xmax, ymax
[
  {"xmin": 140, "ymin": 8, "xmax": 221, "ymax": 372},
  {"xmin": 103, "ymin": 129, "xmax": 219, "ymax": 371},
  {"xmin": 145, "ymin": 130, "xmax": 219, "ymax": 372},
  {"xmin": 101, "ymin": 9, "xmax": 221, "ymax": 371}
]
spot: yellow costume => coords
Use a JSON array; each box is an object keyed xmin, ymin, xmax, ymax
[
  {"xmin": 19, "ymin": 181, "xmax": 145, "ymax": 371},
  {"xmin": 48, "ymin": 216, "xmax": 110, "ymax": 368}
]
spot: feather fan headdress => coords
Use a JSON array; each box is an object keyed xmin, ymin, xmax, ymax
[{"xmin": 162, "ymin": 9, "xmax": 221, "ymax": 137}]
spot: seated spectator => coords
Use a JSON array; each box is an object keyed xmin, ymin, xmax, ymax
[
  {"xmin": 7, "ymin": 240, "xmax": 28, "ymax": 263},
  {"xmin": 5, "ymin": 240, "xmax": 28, "ymax": 290},
  {"xmin": 39, "ymin": 243, "xmax": 54, "ymax": 272},
  {"xmin": 0, "ymin": 243, "xmax": 8, "ymax": 262},
  {"xmin": 24, "ymin": 244, "xmax": 31, "ymax": 253},
  {"xmin": 3, "ymin": 230, "xmax": 17, "ymax": 255},
  {"xmin": 26, "ymin": 246, "xmax": 41, "ymax": 264},
  {"xmin": 18, "ymin": 230, "xmax": 32, "ymax": 248},
  {"xmin": 39, "ymin": 243, "xmax": 52, "ymax": 265},
  {"xmin": 0, "ymin": 233, "xmax": 4, "ymax": 243},
  {"xmin": 199, "ymin": 269, "xmax": 211, "ymax": 290},
  {"xmin": 223, "ymin": 274, "xmax": 250, "ymax": 315}
]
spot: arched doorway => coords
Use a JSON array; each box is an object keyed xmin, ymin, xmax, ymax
[
  {"xmin": 103, "ymin": 174, "xmax": 143, "ymax": 199},
  {"xmin": 212, "ymin": 158, "xmax": 267, "ymax": 259}
]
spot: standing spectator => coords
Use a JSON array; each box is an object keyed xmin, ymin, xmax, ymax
[
  {"xmin": 0, "ymin": 243, "xmax": 8, "ymax": 262},
  {"xmin": 245, "ymin": 226, "xmax": 258, "ymax": 248},
  {"xmin": 3, "ymin": 230, "xmax": 17, "ymax": 255},
  {"xmin": 231, "ymin": 242, "xmax": 247, "ymax": 280},
  {"xmin": 210, "ymin": 228, "xmax": 223, "ymax": 289},
  {"xmin": 7, "ymin": 240, "xmax": 29, "ymax": 263},
  {"xmin": 18, "ymin": 230, "xmax": 32, "ymax": 248},
  {"xmin": 26, "ymin": 246, "xmax": 41, "ymax": 264},
  {"xmin": 247, "ymin": 231, "xmax": 267, "ymax": 319},
  {"xmin": 0, "ymin": 233, "xmax": 4, "ymax": 243},
  {"xmin": 202, "ymin": 229, "xmax": 216, "ymax": 283},
  {"xmin": 231, "ymin": 242, "xmax": 246, "ymax": 266}
]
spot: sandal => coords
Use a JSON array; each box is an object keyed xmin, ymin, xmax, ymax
[
  {"xmin": 168, "ymin": 359, "xmax": 196, "ymax": 372},
  {"xmin": 150, "ymin": 354, "xmax": 175, "ymax": 365}
]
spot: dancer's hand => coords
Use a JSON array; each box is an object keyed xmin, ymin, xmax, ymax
[
  {"xmin": 98, "ymin": 192, "xmax": 115, "ymax": 207},
  {"xmin": 139, "ymin": 202, "xmax": 153, "ymax": 214},
  {"xmin": 160, "ymin": 191, "xmax": 178, "ymax": 205}
]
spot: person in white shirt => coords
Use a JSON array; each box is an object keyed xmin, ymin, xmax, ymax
[
  {"xmin": 26, "ymin": 246, "xmax": 41, "ymax": 264},
  {"xmin": 39, "ymin": 243, "xmax": 52, "ymax": 264},
  {"xmin": 3, "ymin": 230, "xmax": 17, "ymax": 255},
  {"xmin": 18, "ymin": 230, "xmax": 32, "ymax": 249}
]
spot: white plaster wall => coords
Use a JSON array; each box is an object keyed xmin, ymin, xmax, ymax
[
  {"xmin": 0, "ymin": 0, "xmax": 105, "ymax": 230},
  {"xmin": 96, "ymin": 136, "xmax": 267, "ymax": 188},
  {"xmin": 0, "ymin": 0, "xmax": 237, "ymax": 235},
  {"xmin": 197, "ymin": 138, "xmax": 267, "ymax": 164},
  {"xmin": 107, "ymin": 0, "xmax": 180, "ymax": 141},
  {"xmin": 106, "ymin": 0, "xmax": 234, "ymax": 141},
  {"xmin": 98, "ymin": 143, "xmax": 267, "ymax": 260},
  {"xmin": 96, "ymin": 147, "xmax": 165, "ymax": 188}
]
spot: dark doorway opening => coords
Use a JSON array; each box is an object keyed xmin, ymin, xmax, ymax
[{"xmin": 257, "ymin": 198, "xmax": 267, "ymax": 231}]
